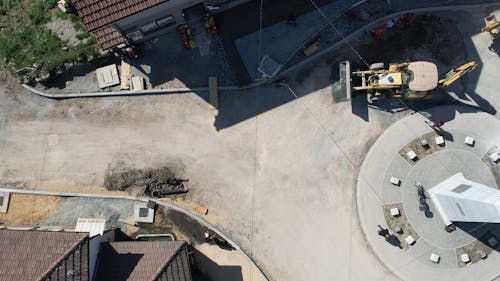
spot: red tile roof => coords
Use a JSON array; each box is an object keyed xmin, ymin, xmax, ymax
[
  {"xmin": 95, "ymin": 241, "xmax": 192, "ymax": 281},
  {"xmin": 91, "ymin": 26, "xmax": 126, "ymax": 50},
  {"xmin": 71, "ymin": 0, "xmax": 171, "ymax": 31},
  {"xmin": 0, "ymin": 230, "xmax": 88, "ymax": 281}
]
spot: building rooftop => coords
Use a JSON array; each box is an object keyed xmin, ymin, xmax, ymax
[
  {"xmin": 0, "ymin": 230, "xmax": 88, "ymax": 281},
  {"xmin": 94, "ymin": 240, "xmax": 192, "ymax": 281},
  {"xmin": 70, "ymin": 0, "xmax": 171, "ymax": 49},
  {"xmin": 70, "ymin": 0, "xmax": 170, "ymax": 31}
]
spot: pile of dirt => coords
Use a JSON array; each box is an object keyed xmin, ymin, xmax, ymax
[
  {"xmin": 104, "ymin": 166, "xmax": 177, "ymax": 191},
  {"xmin": 353, "ymin": 14, "xmax": 466, "ymax": 69}
]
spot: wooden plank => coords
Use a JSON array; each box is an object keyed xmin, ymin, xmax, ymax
[
  {"xmin": 209, "ymin": 76, "xmax": 218, "ymax": 109},
  {"xmin": 120, "ymin": 60, "xmax": 131, "ymax": 90}
]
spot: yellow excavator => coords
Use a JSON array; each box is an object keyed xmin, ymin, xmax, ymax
[
  {"xmin": 339, "ymin": 60, "xmax": 477, "ymax": 101},
  {"xmin": 482, "ymin": 14, "xmax": 500, "ymax": 39}
]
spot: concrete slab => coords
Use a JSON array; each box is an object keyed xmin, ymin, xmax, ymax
[
  {"xmin": 133, "ymin": 201, "xmax": 154, "ymax": 223},
  {"xmin": 0, "ymin": 192, "xmax": 10, "ymax": 213}
]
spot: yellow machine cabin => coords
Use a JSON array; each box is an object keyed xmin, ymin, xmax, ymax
[{"xmin": 339, "ymin": 60, "xmax": 477, "ymax": 101}]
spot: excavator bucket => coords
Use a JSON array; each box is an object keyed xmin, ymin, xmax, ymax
[{"xmin": 337, "ymin": 61, "xmax": 352, "ymax": 101}]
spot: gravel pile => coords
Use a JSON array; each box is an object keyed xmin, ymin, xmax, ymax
[{"xmin": 43, "ymin": 197, "xmax": 135, "ymax": 229}]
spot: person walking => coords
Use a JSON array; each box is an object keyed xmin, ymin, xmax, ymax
[{"xmin": 425, "ymin": 120, "xmax": 445, "ymax": 130}]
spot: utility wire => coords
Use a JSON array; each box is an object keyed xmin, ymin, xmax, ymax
[
  {"xmin": 307, "ymin": 0, "xmax": 370, "ymax": 67},
  {"xmin": 249, "ymin": 0, "xmax": 264, "ymax": 262}
]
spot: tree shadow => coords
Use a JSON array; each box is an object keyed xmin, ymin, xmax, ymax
[{"xmin": 191, "ymin": 246, "xmax": 244, "ymax": 281}]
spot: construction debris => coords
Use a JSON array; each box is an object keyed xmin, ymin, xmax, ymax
[{"xmin": 104, "ymin": 166, "xmax": 188, "ymax": 197}]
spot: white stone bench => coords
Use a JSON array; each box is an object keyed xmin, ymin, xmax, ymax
[
  {"xmin": 405, "ymin": 235, "xmax": 415, "ymax": 245},
  {"xmin": 390, "ymin": 208, "xmax": 400, "ymax": 217},
  {"xmin": 430, "ymin": 253, "xmax": 440, "ymax": 263},
  {"xmin": 420, "ymin": 139, "xmax": 429, "ymax": 148},
  {"xmin": 489, "ymin": 152, "xmax": 499, "ymax": 163},
  {"xmin": 406, "ymin": 150, "xmax": 417, "ymax": 160},
  {"xmin": 464, "ymin": 136, "xmax": 475, "ymax": 146},
  {"xmin": 390, "ymin": 177, "xmax": 400, "ymax": 186},
  {"xmin": 435, "ymin": 136, "xmax": 445, "ymax": 146},
  {"xmin": 460, "ymin": 253, "xmax": 470, "ymax": 263}
]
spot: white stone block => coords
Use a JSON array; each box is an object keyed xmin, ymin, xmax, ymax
[
  {"xmin": 390, "ymin": 208, "xmax": 400, "ymax": 217},
  {"xmin": 464, "ymin": 136, "xmax": 475, "ymax": 146},
  {"xmin": 460, "ymin": 253, "xmax": 470, "ymax": 263},
  {"xmin": 489, "ymin": 152, "xmax": 499, "ymax": 163},
  {"xmin": 405, "ymin": 235, "xmax": 415, "ymax": 245},
  {"xmin": 435, "ymin": 136, "xmax": 445, "ymax": 145},
  {"xmin": 406, "ymin": 150, "xmax": 417, "ymax": 160},
  {"xmin": 390, "ymin": 177, "xmax": 400, "ymax": 186},
  {"xmin": 420, "ymin": 139, "xmax": 429, "ymax": 147},
  {"xmin": 430, "ymin": 253, "xmax": 440, "ymax": 263}
]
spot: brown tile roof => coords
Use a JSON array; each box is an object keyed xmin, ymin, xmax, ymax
[
  {"xmin": 95, "ymin": 241, "xmax": 192, "ymax": 281},
  {"xmin": 70, "ymin": 0, "xmax": 171, "ymax": 31},
  {"xmin": 91, "ymin": 26, "xmax": 126, "ymax": 50},
  {"xmin": 0, "ymin": 230, "xmax": 88, "ymax": 281}
]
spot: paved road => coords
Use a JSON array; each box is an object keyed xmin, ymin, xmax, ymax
[{"xmin": 1, "ymin": 6, "xmax": 500, "ymax": 281}]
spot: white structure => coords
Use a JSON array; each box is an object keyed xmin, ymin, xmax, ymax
[
  {"xmin": 430, "ymin": 253, "xmax": 440, "ymax": 263},
  {"xmin": 460, "ymin": 253, "xmax": 470, "ymax": 263},
  {"xmin": 428, "ymin": 173, "xmax": 500, "ymax": 226},
  {"xmin": 390, "ymin": 176, "xmax": 401, "ymax": 186},
  {"xmin": 435, "ymin": 136, "xmax": 445, "ymax": 145},
  {"xmin": 390, "ymin": 208, "xmax": 400, "ymax": 217},
  {"xmin": 464, "ymin": 136, "xmax": 475, "ymax": 146},
  {"xmin": 405, "ymin": 235, "xmax": 415, "ymax": 245},
  {"xmin": 406, "ymin": 150, "xmax": 417, "ymax": 160}
]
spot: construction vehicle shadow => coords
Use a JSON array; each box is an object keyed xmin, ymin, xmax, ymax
[{"xmin": 214, "ymin": 11, "xmax": 498, "ymax": 129}]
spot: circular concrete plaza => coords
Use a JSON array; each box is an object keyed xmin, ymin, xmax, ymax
[{"xmin": 357, "ymin": 105, "xmax": 500, "ymax": 281}]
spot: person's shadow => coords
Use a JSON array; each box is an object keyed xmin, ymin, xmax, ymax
[{"xmin": 386, "ymin": 235, "xmax": 403, "ymax": 249}]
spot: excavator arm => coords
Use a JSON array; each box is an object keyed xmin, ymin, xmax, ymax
[{"xmin": 437, "ymin": 61, "xmax": 477, "ymax": 88}]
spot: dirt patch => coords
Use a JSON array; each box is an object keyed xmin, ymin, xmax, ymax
[
  {"xmin": 382, "ymin": 203, "xmax": 420, "ymax": 250},
  {"xmin": 352, "ymin": 14, "xmax": 466, "ymax": 70},
  {"xmin": 456, "ymin": 231, "xmax": 499, "ymax": 267},
  {"xmin": 45, "ymin": 18, "xmax": 81, "ymax": 47},
  {"xmin": 398, "ymin": 131, "xmax": 445, "ymax": 165},
  {"xmin": 482, "ymin": 145, "xmax": 500, "ymax": 188},
  {"xmin": 289, "ymin": 14, "xmax": 468, "ymax": 98},
  {"xmin": 104, "ymin": 164, "xmax": 181, "ymax": 193},
  {"xmin": 0, "ymin": 194, "xmax": 61, "ymax": 225}
]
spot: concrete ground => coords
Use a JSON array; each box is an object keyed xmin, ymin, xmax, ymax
[{"xmin": 1, "ymin": 6, "xmax": 500, "ymax": 281}]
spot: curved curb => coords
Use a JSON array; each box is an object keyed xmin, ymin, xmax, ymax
[{"xmin": 0, "ymin": 187, "xmax": 270, "ymax": 281}]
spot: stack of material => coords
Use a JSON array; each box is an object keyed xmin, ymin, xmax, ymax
[
  {"xmin": 96, "ymin": 64, "xmax": 120, "ymax": 89},
  {"xmin": 120, "ymin": 60, "xmax": 131, "ymax": 90}
]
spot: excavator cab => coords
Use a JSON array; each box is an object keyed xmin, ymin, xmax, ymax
[{"xmin": 482, "ymin": 14, "xmax": 500, "ymax": 39}]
